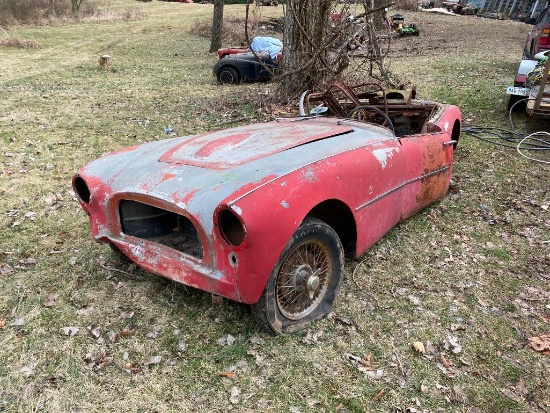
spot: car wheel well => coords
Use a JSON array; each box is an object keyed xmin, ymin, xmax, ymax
[
  {"xmin": 451, "ymin": 119, "xmax": 460, "ymax": 148},
  {"xmin": 306, "ymin": 200, "xmax": 356, "ymax": 256}
]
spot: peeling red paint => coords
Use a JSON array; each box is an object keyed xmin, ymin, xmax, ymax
[
  {"xmin": 227, "ymin": 174, "xmax": 279, "ymax": 203},
  {"xmin": 172, "ymin": 188, "xmax": 199, "ymax": 206},
  {"xmin": 159, "ymin": 123, "xmax": 353, "ymax": 170},
  {"xmin": 195, "ymin": 133, "xmax": 251, "ymax": 158},
  {"xmin": 161, "ymin": 173, "xmax": 177, "ymax": 182}
]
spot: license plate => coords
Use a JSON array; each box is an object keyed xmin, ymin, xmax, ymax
[{"xmin": 506, "ymin": 86, "xmax": 530, "ymax": 96}]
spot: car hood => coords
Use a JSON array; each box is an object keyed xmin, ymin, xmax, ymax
[
  {"xmin": 77, "ymin": 119, "xmax": 393, "ymax": 229},
  {"xmin": 159, "ymin": 121, "xmax": 353, "ymax": 169}
]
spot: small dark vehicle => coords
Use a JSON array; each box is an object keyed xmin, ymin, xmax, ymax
[{"xmin": 213, "ymin": 51, "xmax": 279, "ymax": 84}]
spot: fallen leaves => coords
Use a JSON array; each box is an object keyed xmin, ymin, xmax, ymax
[
  {"xmin": 301, "ymin": 329, "xmax": 324, "ymax": 345},
  {"xmin": 143, "ymin": 355, "xmax": 162, "ymax": 366},
  {"xmin": 43, "ymin": 293, "xmax": 58, "ymax": 307},
  {"xmin": 412, "ymin": 341, "xmax": 425, "ymax": 354},
  {"xmin": 343, "ymin": 353, "xmax": 384, "ymax": 380},
  {"xmin": 328, "ymin": 312, "xmax": 361, "ymax": 330},
  {"xmin": 444, "ymin": 335, "xmax": 462, "ymax": 354},
  {"xmin": 61, "ymin": 326, "xmax": 79, "ymax": 337},
  {"xmin": 83, "ymin": 350, "xmax": 109, "ymax": 374},
  {"xmin": 528, "ymin": 334, "xmax": 550, "ymax": 355},
  {"xmin": 43, "ymin": 193, "xmax": 63, "ymax": 206},
  {"xmin": 10, "ymin": 317, "xmax": 25, "ymax": 327},
  {"xmin": 217, "ymin": 334, "xmax": 236, "ymax": 346},
  {"xmin": 0, "ymin": 263, "xmax": 14, "ymax": 276},
  {"xmin": 421, "ymin": 382, "xmax": 469, "ymax": 405},
  {"xmin": 373, "ymin": 388, "xmax": 385, "ymax": 401},
  {"xmin": 440, "ymin": 353, "xmax": 454, "ymax": 368},
  {"xmin": 124, "ymin": 362, "xmax": 140, "ymax": 374},
  {"xmin": 229, "ymin": 386, "xmax": 240, "ymax": 404},
  {"xmin": 19, "ymin": 363, "xmax": 37, "ymax": 377},
  {"xmin": 175, "ymin": 340, "xmax": 187, "ymax": 356},
  {"xmin": 87, "ymin": 325, "xmax": 101, "ymax": 340},
  {"xmin": 450, "ymin": 323, "xmax": 467, "ymax": 332},
  {"xmin": 14, "ymin": 258, "xmax": 37, "ymax": 270},
  {"xmin": 217, "ymin": 371, "xmax": 236, "ymax": 380}
]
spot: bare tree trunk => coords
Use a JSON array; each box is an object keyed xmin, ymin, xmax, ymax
[
  {"xmin": 282, "ymin": 0, "xmax": 333, "ymax": 98},
  {"xmin": 209, "ymin": 0, "xmax": 224, "ymax": 53},
  {"xmin": 278, "ymin": 0, "xmax": 393, "ymax": 98},
  {"xmin": 71, "ymin": 0, "xmax": 85, "ymax": 14},
  {"xmin": 49, "ymin": 0, "xmax": 56, "ymax": 17},
  {"xmin": 365, "ymin": 0, "xmax": 389, "ymax": 81}
]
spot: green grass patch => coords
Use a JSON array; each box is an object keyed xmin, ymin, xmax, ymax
[{"xmin": 0, "ymin": 2, "xmax": 549, "ymax": 412}]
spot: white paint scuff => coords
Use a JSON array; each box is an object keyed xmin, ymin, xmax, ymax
[{"xmin": 372, "ymin": 147, "xmax": 398, "ymax": 169}]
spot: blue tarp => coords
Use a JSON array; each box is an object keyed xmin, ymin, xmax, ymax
[{"xmin": 250, "ymin": 36, "xmax": 283, "ymax": 60}]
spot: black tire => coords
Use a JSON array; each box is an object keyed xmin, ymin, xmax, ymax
[
  {"xmin": 217, "ymin": 66, "xmax": 239, "ymax": 84},
  {"xmin": 253, "ymin": 218, "xmax": 344, "ymax": 334}
]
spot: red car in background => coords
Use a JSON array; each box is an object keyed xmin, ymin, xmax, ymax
[
  {"xmin": 217, "ymin": 46, "xmax": 248, "ymax": 60},
  {"xmin": 217, "ymin": 36, "xmax": 283, "ymax": 60},
  {"xmin": 525, "ymin": 4, "xmax": 550, "ymax": 59}
]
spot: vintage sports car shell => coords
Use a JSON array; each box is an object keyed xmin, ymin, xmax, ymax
[
  {"xmin": 213, "ymin": 51, "xmax": 279, "ymax": 84},
  {"xmin": 74, "ymin": 95, "xmax": 461, "ymax": 334}
]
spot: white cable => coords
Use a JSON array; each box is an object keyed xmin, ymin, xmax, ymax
[{"xmin": 517, "ymin": 131, "xmax": 550, "ymax": 164}]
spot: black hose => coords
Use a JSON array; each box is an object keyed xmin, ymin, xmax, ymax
[{"xmin": 462, "ymin": 125, "xmax": 550, "ymax": 151}]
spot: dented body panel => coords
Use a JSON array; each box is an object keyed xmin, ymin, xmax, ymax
[{"xmin": 74, "ymin": 104, "xmax": 461, "ymax": 304}]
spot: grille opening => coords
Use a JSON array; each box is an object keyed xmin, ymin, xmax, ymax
[
  {"xmin": 74, "ymin": 176, "xmax": 91, "ymax": 203},
  {"xmin": 119, "ymin": 200, "xmax": 203, "ymax": 260}
]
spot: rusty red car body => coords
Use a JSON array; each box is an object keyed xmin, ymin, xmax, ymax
[{"xmin": 73, "ymin": 97, "xmax": 461, "ymax": 333}]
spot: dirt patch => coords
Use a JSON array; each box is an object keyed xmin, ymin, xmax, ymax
[{"xmin": 386, "ymin": 11, "xmax": 530, "ymax": 58}]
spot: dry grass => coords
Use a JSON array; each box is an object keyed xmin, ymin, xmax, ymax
[
  {"xmin": 0, "ymin": 37, "xmax": 42, "ymax": 48},
  {"xmin": 0, "ymin": 2, "xmax": 549, "ymax": 413},
  {"xmin": 190, "ymin": 11, "xmax": 280, "ymax": 46}
]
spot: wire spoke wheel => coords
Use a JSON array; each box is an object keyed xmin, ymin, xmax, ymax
[
  {"xmin": 253, "ymin": 218, "xmax": 344, "ymax": 334},
  {"xmin": 275, "ymin": 240, "xmax": 332, "ymax": 320}
]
